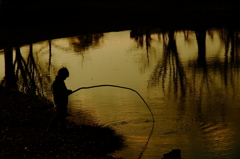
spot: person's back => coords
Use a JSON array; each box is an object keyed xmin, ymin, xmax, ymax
[
  {"xmin": 47, "ymin": 67, "xmax": 72, "ymax": 131},
  {"xmin": 52, "ymin": 75, "xmax": 69, "ymax": 115}
]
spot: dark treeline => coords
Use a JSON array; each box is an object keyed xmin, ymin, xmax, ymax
[
  {"xmin": 1, "ymin": 0, "xmax": 239, "ymax": 50},
  {"xmin": 1, "ymin": 0, "xmax": 238, "ymax": 6}
]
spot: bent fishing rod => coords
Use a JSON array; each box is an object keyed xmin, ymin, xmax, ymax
[
  {"xmin": 70, "ymin": 84, "xmax": 155, "ymax": 123},
  {"xmin": 70, "ymin": 84, "xmax": 155, "ymax": 159}
]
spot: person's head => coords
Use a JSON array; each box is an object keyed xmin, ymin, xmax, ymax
[{"xmin": 57, "ymin": 67, "xmax": 69, "ymax": 80}]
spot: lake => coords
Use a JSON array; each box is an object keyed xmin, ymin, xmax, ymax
[{"xmin": 1, "ymin": 28, "xmax": 240, "ymax": 159}]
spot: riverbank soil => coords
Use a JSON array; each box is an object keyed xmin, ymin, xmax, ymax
[{"xmin": 0, "ymin": 86, "xmax": 124, "ymax": 158}]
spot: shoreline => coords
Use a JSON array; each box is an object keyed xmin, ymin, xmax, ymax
[{"xmin": 0, "ymin": 86, "xmax": 125, "ymax": 158}]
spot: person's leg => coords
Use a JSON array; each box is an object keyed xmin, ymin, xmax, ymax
[
  {"xmin": 47, "ymin": 113, "xmax": 60, "ymax": 131},
  {"xmin": 59, "ymin": 114, "xmax": 67, "ymax": 131}
]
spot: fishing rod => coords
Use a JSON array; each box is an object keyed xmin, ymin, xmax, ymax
[
  {"xmin": 70, "ymin": 84, "xmax": 155, "ymax": 159},
  {"xmin": 70, "ymin": 84, "xmax": 155, "ymax": 122}
]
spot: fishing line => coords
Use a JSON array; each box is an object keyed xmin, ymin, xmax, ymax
[
  {"xmin": 70, "ymin": 84, "xmax": 155, "ymax": 122},
  {"xmin": 70, "ymin": 84, "xmax": 155, "ymax": 159}
]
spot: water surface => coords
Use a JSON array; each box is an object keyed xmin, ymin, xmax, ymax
[{"xmin": 1, "ymin": 28, "xmax": 240, "ymax": 159}]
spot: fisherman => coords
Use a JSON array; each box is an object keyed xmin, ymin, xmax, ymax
[{"xmin": 47, "ymin": 67, "xmax": 72, "ymax": 131}]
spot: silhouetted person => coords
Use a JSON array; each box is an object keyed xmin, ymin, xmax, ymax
[{"xmin": 47, "ymin": 67, "xmax": 72, "ymax": 131}]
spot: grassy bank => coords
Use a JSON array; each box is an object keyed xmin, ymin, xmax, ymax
[{"xmin": 0, "ymin": 86, "xmax": 125, "ymax": 158}]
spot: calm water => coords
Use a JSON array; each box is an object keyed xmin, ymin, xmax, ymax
[{"xmin": 1, "ymin": 28, "xmax": 240, "ymax": 159}]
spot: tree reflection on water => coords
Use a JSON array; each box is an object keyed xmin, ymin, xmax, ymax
[
  {"xmin": 130, "ymin": 27, "xmax": 240, "ymax": 129},
  {"xmin": 130, "ymin": 27, "xmax": 240, "ymax": 99},
  {"xmin": 2, "ymin": 28, "xmax": 240, "ymax": 101},
  {"xmin": 1, "ymin": 33, "xmax": 104, "ymax": 97},
  {"xmin": 2, "ymin": 27, "xmax": 240, "ymax": 158},
  {"xmin": 1, "ymin": 45, "xmax": 50, "ymax": 97},
  {"xmin": 70, "ymin": 33, "xmax": 104, "ymax": 52},
  {"xmin": 134, "ymin": 29, "xmax": 189, "ymax": 99}
]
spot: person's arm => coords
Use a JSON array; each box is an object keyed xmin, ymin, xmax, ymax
[
  {"xmin": 67, "ymin": 89, "xmax": 72, "ymax": 95},
  {"xmin": 52, "ymin": 81, "xmax": 69, "ymax": 104}
]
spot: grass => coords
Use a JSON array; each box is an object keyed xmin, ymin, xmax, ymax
[{"xmin": 0, "ymin": 86, "xmax": 125, "ymax": 158}]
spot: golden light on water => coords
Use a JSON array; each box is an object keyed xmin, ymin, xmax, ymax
[{"xmin": 1, "ymin": 29, "xmax": 240, "ymax": 158}]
